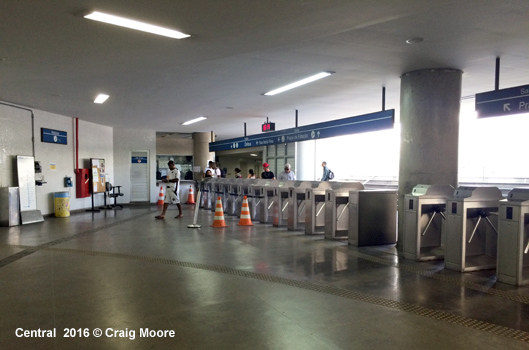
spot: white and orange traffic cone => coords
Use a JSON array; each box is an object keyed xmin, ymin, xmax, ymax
[
  {"xmin": 157, "ymin": 186, "xmax": 164, "ymax": 205},
  {"xmin": 212, "ymin": 197, "xmax": 228, "ymax": 227},
  {"xmin": 187, "ymin": 186, "xmax": 196, "ymax": 204},
  {"xmin": 238, "ymin": 196, "xmax": 253, "ymax": 226}
]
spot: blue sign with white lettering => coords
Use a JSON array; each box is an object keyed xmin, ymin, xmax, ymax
[
  {"xmin": 475, "ymin": 84, "xmax": 529, "ymax": 118},
  {"xmin": 209, "ymin": 109, "xmax": 394, "ymax": 152},
  {"xmin": 41, "ymin": 128, "xmax": 67, "ymax": 145},
  {"xmin": 132, "ymin": 157, "xmax": 148, "ymax": 163}
]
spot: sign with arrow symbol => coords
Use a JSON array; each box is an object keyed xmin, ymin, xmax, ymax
[{"xmin": 476, "ymin": 84, "xmax": 529, "ymax": 118}]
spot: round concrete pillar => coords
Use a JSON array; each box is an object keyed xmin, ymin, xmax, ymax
[
  {"xmin": 397, "ymin": 68, "xmax": 462, "ymax": 251},
  {"xmin": 296, "ymin": 140, "xmax": 316, "ymax": 180},
  {"xmin": 193, "ymin": 132, "xmax": 215, "ymax": 179}
]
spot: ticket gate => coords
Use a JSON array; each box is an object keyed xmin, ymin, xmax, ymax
[
  {"xmin": 497, "ymin": 188, "xmax": 529, "ymax": 285},
  {"xmin": 287, "ymin": 181, "xmax": 321, "ymax": 231},
  {"xmin": 249, "ymin": 180, "xmax": 272, "ymax": 220},
  {"xmin": 444, "ymin": 186, "xmax": 503, "ymax": 272},
  {"xmin": 201, "ymin": 178, "xmax": 218, "ymax": 209},
  {"xmin": 259, "ymin": 180, "xmax": 288, "ymax": 224},
  {"xmin": 225, "ymin": 179, "xmax": 241, "ymax": 216},
  {"xmin": 305, "ymin": 182, "xmax": 335, "ymax": 235},
  {"xmin": 212, "ymin": 178, "xmax": 229, "ymax": 212},
  {"xmin": 272, "ymin": 180, "xmax": 299, "ymax": 227},
  {"xmin": 348, "ymin": 190, "xmax": 397, "ymax": 246},
  {"xmin": 324, "ymin": 182, "xmax": 365, "ymax": 240},
  {"xmin": 237, "ymin": 179, "xmax": 259, "ymax": 217},
  {"xmin": 403, "ymin": 184, "xmax": 454, "ymax": 261}
]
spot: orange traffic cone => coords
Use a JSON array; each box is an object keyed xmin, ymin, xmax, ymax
[
  {"xmin": 187, "ymin": 186, "xmax": 196, "ymax": 204},
  {"xmin": 238, "ymin": 196, "xmax": 253, "ymax": 226},
  {"xmin": 212, "ymin": 197, "xmax": 228, "ymax": 227},
  {"xmin": 157, "ymin": 186, "xmax": 164, "ymax": 205}
]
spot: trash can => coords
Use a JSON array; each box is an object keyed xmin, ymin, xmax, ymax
[{"xmin": 54, "ymin": 192, "xmax": 70, "ymax": 217}]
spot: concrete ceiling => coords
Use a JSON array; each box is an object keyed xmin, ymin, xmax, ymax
[{"xmin": 1, "ymin": 0, "xmax": 528, "ymax": 141}]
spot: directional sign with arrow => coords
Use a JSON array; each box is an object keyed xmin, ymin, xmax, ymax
[{"xmin": 475, "ymin": 84, "xmax": 529, "ymax": 118}]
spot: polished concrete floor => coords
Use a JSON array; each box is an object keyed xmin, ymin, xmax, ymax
[{"xmin": 1, "ymin": 204, "xmax": 529, "ymax": 349}]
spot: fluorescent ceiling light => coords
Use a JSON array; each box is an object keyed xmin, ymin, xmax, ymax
[
  {"xmin": 84, "ymin": 11, "xmax": 190, "ymax": 39},
  {"xmin": 94, "ymin": 94, "xmax": 109, "ymax": 104},
  {"xmin": 181, "ymin": 116, "xmax": 207, "ymax": 126},
  {"xmin": 264, "ymin": 72, "xmax": 334, "ymax": 96},
  {"xmin": 250, "ymin": 154, "xmax": 258, "ymax": 156}
]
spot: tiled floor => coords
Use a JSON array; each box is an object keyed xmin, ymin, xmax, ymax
[{"xmin": 1, "ymin": 204, "xmax": 528, "ymax": 349}]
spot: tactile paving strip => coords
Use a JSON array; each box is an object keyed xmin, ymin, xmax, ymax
[{"xmin": 8, "ymin": 245, "xmax": 529, "ymax": 344}]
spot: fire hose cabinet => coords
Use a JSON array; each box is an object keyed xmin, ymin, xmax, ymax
[
  {"xmin": 403, "ymin": 184, "xmax": 454, "ymax": 261},
  {"xmin": 76, "ymin": 169, "xmax": 90, "ymax": 198},
  {"xmin": 444, "ymin": 186, "xmax": 503, "ymax": 272},
  {"xmin": 497, "ymin": 188, "xmax": 529, "ymax": 286}
]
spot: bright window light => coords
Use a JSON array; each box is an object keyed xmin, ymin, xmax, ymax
[
  {"xmin": 84, "ymin": 11, "xmax": 190, "ymax": 39},
  {"xmin": 264, "ymin": 72, "xmax": 334, "ymax": 96},
  {"xmin": 94, "ymin": 94, "xmax": 109, "ymax": 104},
  {"xmin": 182, "ymin": 116, "xmax": 207, "ymax": 125}
]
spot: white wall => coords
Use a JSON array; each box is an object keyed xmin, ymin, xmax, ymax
[
  {"xmin": 156, "ymin": 137, "xmax": 193, "ymax": 155},
  {"xmin": 0, "ymin": 102, "xmax": 113, "ymax": 215},
  {"xmin": 113, "ymin": 128, "xmax": 157, "ymax": 203}
]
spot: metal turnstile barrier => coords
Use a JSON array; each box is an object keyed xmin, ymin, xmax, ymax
[
  {"xmin": 249, "ymin": 180, "xmax": 272, "ymax": 221},
  {"xmin": 259, "ymin": 180, "xmax": 288, "ymax": 224},
  {"xmin": 348, "ymin": 190, "xmax": 397, "ymax": 246},
  {"xmin": 273, "ymin": 180, "xmax": 299, "ymax": 227},
  {"xmin": 211, "ymin": 178, "xmax": 229, "ymax": 212},
  {"xmin": 305, "ymin": 182, "xmax": 335, "ymax": 235},
  {"xmin": 287, "ymin": 181, "xmax": 320, "ymax": 231},
  {"xmin": 403, "ymin": 184, "xmax": 454, "ymax": 261},
  {"xmin": 324, "ymin": 182, "xmax": 365, "ymax": 240},
  {"xmin": 200, "ymin": 178, "xmax": 217, "ymax": 209},
  {"xmin": 497, "ymin": 188, "xmax": 529, "ymax": 285},
  {"xmin": 444, "ymin": 186, "xmax": 503, "ymax": 272},
  {"xmin": 237, "ymin": 179, "xmax": 260, "ymax": 217},
  {"xmin": 225, "ymin": 179, "xmax": 241, "ymax": 216}
]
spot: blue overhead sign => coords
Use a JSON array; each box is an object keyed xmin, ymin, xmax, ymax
[
  {"xmin": 41, "ymin": 128, "xmax": 67, "ymax": 145},
  {"xmin": 209, "ymin": 109, "xmax": 394, "ymax": 152},
  {"xmin": 475, "ymin": 84, "xmax": 529, "ymax": 118}
]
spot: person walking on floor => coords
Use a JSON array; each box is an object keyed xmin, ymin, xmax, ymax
[
  {"xmin": 155, "ymin": 160, "xmax": 183, "ymax": 219},
  {"xmin": 278, "ymin": 163, "xmax": 295, "ymax": 180},
  {"xmin": 321, "ymin": 161, "xmax": 330, "ymax": 181},
  {"xmin": 261, "ymin": 163, "xmax": 276, "ymax": 180}
]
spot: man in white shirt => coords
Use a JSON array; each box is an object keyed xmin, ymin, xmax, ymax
[
  {"xmin": 155, "ymin": 160, "xmax": 183, "ymax": 219},
  {"xmin": 204, "ymin": 161, "xmax": 221, "ymax": 178},
  {"xmin": 278, "ymin": 163, "xmax": 296, "ymax": 180}
]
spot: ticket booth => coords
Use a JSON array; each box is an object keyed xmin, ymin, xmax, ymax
[
  {"xmin": 497, "ymin": 188, "xmax": 529, "ymax": 285},
  {"xmin": 444, "ymin": 186, "xmax": 503, "ymax": 272},
  {"xmin": 403, "ymin": 184, "xmax": 454, "ymax": 261}
]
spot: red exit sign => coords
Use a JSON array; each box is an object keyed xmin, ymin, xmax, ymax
[{"xmin": 262, "ymin": 122, "xmax": 275, "ymax": 132}]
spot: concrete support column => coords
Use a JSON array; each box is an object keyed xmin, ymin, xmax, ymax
[
  {"xmin": 296, "ymin": 140, "xmax": 316, "ymax": 180},
  {"xmin": 193, "ymin": 131, "xmax": 215, "ymax": 179},
  {"xmin": 397, "ymin": 68, "xmax": 462, "ymax": 251}
]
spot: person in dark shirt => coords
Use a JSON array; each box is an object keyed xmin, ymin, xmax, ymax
[{"xmin": 261, "ymin": 163, "xmax": 276, "ymax": 180}]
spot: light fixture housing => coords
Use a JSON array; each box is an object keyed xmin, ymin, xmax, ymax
[
  {"xmin": 84, "ymin": 11, "xmax": 190, "ymax": 39},
  {"xmin": 94, "ymin": 94, "xmax": 109, "ymax": 104},
  {"xmin": 181, "ymin": 116, "xmax": 207, "ymax": 126},
  {"xmin": 264, "ymin": 71, "xmax": 334, "ymax": 96}
]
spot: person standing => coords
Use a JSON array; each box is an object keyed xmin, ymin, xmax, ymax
[
  {"xmin": 247, "ymin": 169, "xmax": 256, "ymax": 179},
  {"xmin": 234, "ymin": 168, "xmax": 242, "ymax": 178},
  {"xmin": 321, "ymin": 161, "xmax": 330, "ymax": 181},
  {"xmin": 261, "ymin": 163, "xmax": 276, "ymax": 180},
  {"xmin": 278, "ymin": 163, "xmax": 295, "ymax": 180},
  {"xmin": 156, "ymin": 160, "xmax": 183, "ymax": 219}
]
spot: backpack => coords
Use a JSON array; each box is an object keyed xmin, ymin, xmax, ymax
[{"xmin": 328, "ymin": 170, "xmax": 335, "ymax": 180}]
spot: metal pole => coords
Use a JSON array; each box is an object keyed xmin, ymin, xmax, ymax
[
  {"xmin": 188, "ymin": 189, "xmax": 202, "ymax": 228},
  {"xmin": 382, "ymin": 86, "xmax": 386, "ymax": 111},
  {"xmin": 244, "ymin": 122, "xmax": 247, "ymax": 137},
  {"xmin": 467, "ymin": 216, "xmax": 482, "ymax": 243},
  {"xmin": 421, "ymin": 211, "xmax": 437, "ymax": 236},
  {"xmin": 295, "ymin": 109, "xmax": 298, "ymax": 127},
  {"xmin": 495, "ymin": 57, "xmax": 500, "ymax": 91}
]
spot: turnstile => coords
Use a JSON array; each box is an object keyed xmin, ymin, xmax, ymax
[
  {"xmin": 287, "ymin": 182, "xmax": 320, "ymax": 231},
  {"xmin": 403, "ymin": 184, "xmax": 454, "ymax": 261},
  {"xmin": 260, "ymin": 180, "xmax": 288, "ymax": 224},
  {"xmin": 348, "ymin": 190, "xmax": 397, "ymax": 246},
  {"xmin": 444, "ymin": 186, "xmax": 503, "ymax": 272},
  {"xmin": 225, "ymin": 179, "xmax": 241, "ymax": 215},
  {"xmin": 201, "ymin": 178, "xmax": 217, "ymax": 209},
  {"xmin": 324, "ymin": 182, "xmax": 365, "ymax": 240},
  {"xmin": 305, "ymin": 182, "xmax": 334, "ymax": 235},
  {"xmin": 237, "ymin": 179, "xmax": 260, "ymax": 217},
  {"xmin": 212, "ymin": 178, "xmax": 230, "ymax": 212},
  {"xmin": 249, "ymin": 180, "xmax": 272, "ymax": 220},
  {"xmin": 497, "ymin": 188, "xmax": 529, "ymax": 285},
  {"xmin": 273, "ymin": 180, "xmax": 299, "ymax": 227}
]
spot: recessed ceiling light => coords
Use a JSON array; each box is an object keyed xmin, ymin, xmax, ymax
[
  {"xmin": 84, "ymin": 11, "xmax": 190, "ymax": 39},
  {"xmin": 181, "ymin": 116, "xmax": 207, "ymax": 126},
  {"xmin": 250, "ymin": 154, "xmax": 258, "ymax": 156},
  {"xmin": 264, "ymin": 71, "xmax": 334, "ymax": 96},
  {"xmin": 94, "ymin": 94, "xmax": 109, "ymax": 104},
  {"xmin": 406, "ymin": 37, "xmax": 424, "ymax": 44}
]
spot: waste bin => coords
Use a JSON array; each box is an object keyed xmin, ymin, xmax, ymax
[{"xmin": 54, "ymin": 191, "xmax": 70, "ymax": 217}]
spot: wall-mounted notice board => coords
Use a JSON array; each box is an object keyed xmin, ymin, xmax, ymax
[{"xmin": 90, "ymin": 158, "xmax": 106, "ymax": 194}]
